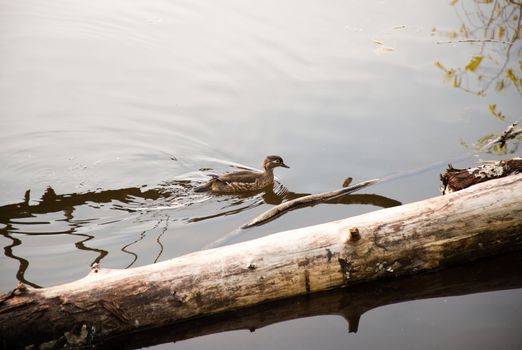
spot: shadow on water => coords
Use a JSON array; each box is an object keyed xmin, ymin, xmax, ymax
[
  {"xmin": 0, "ymin": 181, "xmax": 400, "ymax": 288},
  {"xmin": 189, "ymin": 185, "xmax": 401, "ymax": 223}
]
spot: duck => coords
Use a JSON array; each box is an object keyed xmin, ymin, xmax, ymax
[{"xmin": 195, "ymin": 155, "xmax": 289, "ymax": 193}]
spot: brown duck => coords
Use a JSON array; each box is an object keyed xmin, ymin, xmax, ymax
[{"xmin": 195, "ymin": 155, "xmax": 289, "ymax": 193}]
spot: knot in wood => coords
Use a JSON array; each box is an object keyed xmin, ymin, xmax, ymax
[
  {"xmin": 90, "ymin": 262, "xmax": 100, "ymax": 273},
  {"xmin": 348, "ymin": 227, "xmax": 361, "ymax": 242},
  {"xmin": 15, "ymin": 281, "xmax": 28, "ymax": 293}
]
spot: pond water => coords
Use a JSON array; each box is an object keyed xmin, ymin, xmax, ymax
[{"xmin": 1, "ymin": 0, "xmax": 521, "ymax": 349}]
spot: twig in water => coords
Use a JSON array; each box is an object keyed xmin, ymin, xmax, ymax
[
  {"xmin": 436, "ymin": 39, "xmax": 513, "ymax": 45},
  {"xmin": 241, "ymin": 178, "xmax": 380, "ymax": 229},
  {"xmin": 202, "ymin": 178, "xmax": 379, "ymax": 249},
  {"xmin": 481, "ymin": 122, "xmax": 522, "ymax": 151}
]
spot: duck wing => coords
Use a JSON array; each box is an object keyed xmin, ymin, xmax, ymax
[{"xmin": 219, "ymin": 170, "xmax": 261, "ymax": 184}]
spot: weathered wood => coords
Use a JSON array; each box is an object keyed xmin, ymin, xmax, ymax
[
  {"xmin": 1, "ymin": 173, "xmax": 521, "ymax": 349},
  {"xmin": 100, "ymin": 252, "xmax": 522, "ymax": 349},
  {"xmin": 440, "ymin": 157, "xmax": 522, "ymax": 194}
]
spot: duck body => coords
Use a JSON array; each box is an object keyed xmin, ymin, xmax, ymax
[{"xmin": 195, "ymin": 155, "xmax": 289, "ymax": 194}]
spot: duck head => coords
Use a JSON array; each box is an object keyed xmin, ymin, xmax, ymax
[{"xmin": 263, "ymin": 155, "xmax": 290, "ymax": 170}]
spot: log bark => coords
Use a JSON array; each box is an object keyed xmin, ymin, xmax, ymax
[
  {"xmin": 1, "ymin": 173, "xmax": 522, "ymax": 349},
  {"xmin": 101, "ymin": 251, "xmax": 522, "ymax": 349},
  {"xmin": 440, "ymin": 157, "xmax": 522, "ymax": 194}
]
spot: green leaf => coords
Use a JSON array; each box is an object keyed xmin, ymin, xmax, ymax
[
  {"xmin": 506, "ymin": 68, "xmax": 518, "ymax": 83},
  {"xmin": 459, "ymin": 138, "xmax": 470, "ymax": 148},
  {"xmin": 434, "ymin": 61, "xmax": 447, "ymax": 71},
  {"xmin": 453, "ymin": 75, "xmax": 461, "ymax": 88},
  {"xmin": 487, "ymin": 104, "xmax": 505, "ymax": 121},
  {"xmin": 498, "ymin": 26, "xmax": 505, "ymax": 40},
  {"xmin": 442, "ymin": 68, "xmax": 456, "ymax": 84},
  {"xmin": 478, "ymin": 133, "xmax": 495, "ymax": 144},
  {"xmin": 488, "ymin": 103, "xmax": 497, "ymax": 115},
  {"xmin": 506, "ymin": 68, "xmax": 522, "ymax": 92},
  {"xmin": 465, "ymin": 56, "xmax": 483, "ymax": 72}
]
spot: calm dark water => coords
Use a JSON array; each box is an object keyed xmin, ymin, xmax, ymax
[{"xmin": 1, "ymin": 0, "xmax": 521, "ymax": 349}]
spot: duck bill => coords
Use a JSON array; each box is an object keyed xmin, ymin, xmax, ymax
[{"xmin": 281, "ymin": 163, "xmax": 290, "ymax": 168}]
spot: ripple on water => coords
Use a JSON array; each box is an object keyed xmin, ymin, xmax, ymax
[{"xmin": 2, "ymin": 1, "xmax": 521, "ymax": 348}]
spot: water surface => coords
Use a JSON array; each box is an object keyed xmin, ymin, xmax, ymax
[{"xmin": 1, "ymin": 0, "xmax": 521, "ymax": 349}]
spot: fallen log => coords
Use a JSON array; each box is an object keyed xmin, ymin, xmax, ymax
[
  {"xmin": 101, "ymin": 251, "xmax": 522, "ymax": 349},
  {"xmin": 1, "ymin": 173, "xmax": 521, "ymax": 349}
]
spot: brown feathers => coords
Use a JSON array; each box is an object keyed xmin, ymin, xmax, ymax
[{"xmin": 195, "ymin": 155, "xmax": 289, "ymax": 193}]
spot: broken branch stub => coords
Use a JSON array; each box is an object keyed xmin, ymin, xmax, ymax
[{"xmin": 440, "ymin": 157, "xmax": 522, "ymax": 194}]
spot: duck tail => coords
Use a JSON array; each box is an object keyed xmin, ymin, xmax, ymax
[{"xmin": 194, "ymin": 178, "xmax": 218, "ymax": 193}]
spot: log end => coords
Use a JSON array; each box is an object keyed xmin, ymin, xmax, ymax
[{"xmin": 440, "ymin": 158, "xmax": 522, "ymax": 194}]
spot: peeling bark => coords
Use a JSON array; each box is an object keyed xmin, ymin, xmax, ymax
[
  {"xmin": 440, "ymin": 157, "xmax": 522, "ymax": 194},
  {"xmin": 1, "ymin": 174, "xmax": 521, "ymax": 349}
]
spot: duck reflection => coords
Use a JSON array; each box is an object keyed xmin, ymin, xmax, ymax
[{"xmin": 0, "ymin": 181, "xmax": 400, "ymax": 288}]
